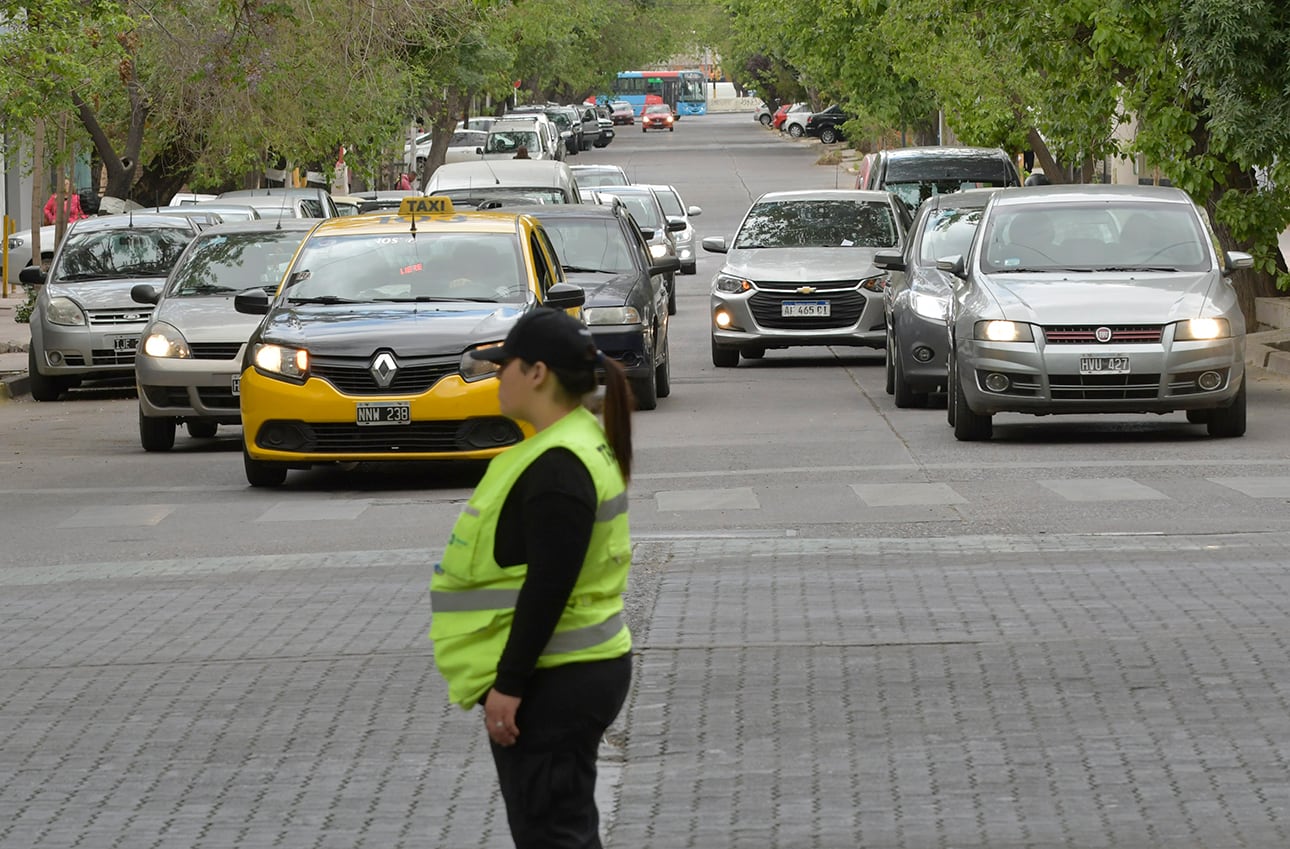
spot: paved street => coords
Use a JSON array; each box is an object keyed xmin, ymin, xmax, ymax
[{"xmin": 4, "ymin": 112, "xmax": 1290, "ymax": 848}]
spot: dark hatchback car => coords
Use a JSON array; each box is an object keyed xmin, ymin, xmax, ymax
[
  {"xmin": 856, "ymin": 146, "xmax": 1021, "ymax": 209},
  {"xmin": 804, "ymin": 105, "xmax": 851, "ymax": 144},
  {"xmin": 523, "ymin": 205, "xmax": 680, "ymax": 409}
]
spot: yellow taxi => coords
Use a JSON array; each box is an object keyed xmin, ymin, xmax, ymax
[{"xmin": 232, "ymin": 196, "xmax": 585, "ymax": 486}]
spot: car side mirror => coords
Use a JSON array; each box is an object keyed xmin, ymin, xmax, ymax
[
  {"xmin": 544, "ymin": 282, "xmax": 585, "ymax": 310},
  {"xmin": 935, "ymin": 254, "xmax": 966, "ymax": 279},
  {"xmin": 638, "ymin": 227, "xmax": 656, "ymax": 240},
  {"xmin": 702, "ymin": 236, "xmax": 728, "ymax": 254},
  {"xmin": 666, "ymin": 217, "xmax": 686, "ymax": 233},
  {"xmin": 1225, "ymin": 250, "xmax": 1254, "ymax": 272},
  {"xmin": 19, "ymin": 265, "xmax": 45, "ymax": 285},
  {"xmin": 873, "ymin": 250, "xmax": 905, "ymax": 272},
  {"xmin": 475, "ymin": 147, "xmax": 483, "ymax": 155},
  {"xmin": 131, "ymin": 283, "xmax": 160, "ymax": 305},
  {"xmin": 234, "ymin": 288, "xmax": 271, "ymax": 315},
  {"xmin": 651, "ymin": 255, "xmax": 681, "ymax": 276},
  {"xmin": 687, "ymin": 205, "xmax": 702, "ymax": 217}
]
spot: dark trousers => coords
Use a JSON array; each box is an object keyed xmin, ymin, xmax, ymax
[{"xmin": 489, "ymin": 654, "xmax": 632, "ymax": 849}]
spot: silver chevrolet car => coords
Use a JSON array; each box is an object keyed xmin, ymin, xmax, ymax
[
  {"xmin": 132, "ymin": 219, "xmax": 315, "ymax": 450},
  {"xmin": 702, "ymin": 189, "xmax": 910, "ymax": 367},
  {"xmin": 945, "ymin": 185, "xmax": 1251, "ymax": 441}
]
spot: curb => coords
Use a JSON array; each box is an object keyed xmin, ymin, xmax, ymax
[{"xmin": 0, "ymin": 372, "xmax": 30, "ymax": 401}]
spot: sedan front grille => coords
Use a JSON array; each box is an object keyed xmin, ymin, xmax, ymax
[
  {"xmin": 1043, "ymin": 325, "xmax": 1163, "ymax": 344},
  {"xmin": 90, "ymin": 349, "xmax": 137, "ymax": 367},
  {"xmin": 310, "ymin": 356, "xmax": 460, "ymax": 396},
  {"xmin": 1048, "ymin": 373, "xmax": 1162, "ymax": 400},
  {"xmin": 749, "ymin": 290, "xmax": 867, "ymax": 330},
  {"xmin": 189, "ymin": 342, "xmax": 243, "ymax": 360},
  {"xmin": 87, "ymin": 308, "xmax": 153, "ymax": 326},
  {"xmin": 258, "ymin": 418, "xmax": 523, "ymax": 453}
]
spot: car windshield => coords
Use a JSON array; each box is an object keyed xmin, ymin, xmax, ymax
[
  {"xmin": 646, "ymin": 105, "xmax": 671, "ymax": 114},
  {"xmin": 441, "ymin": 188, "xmax": 567, "ymax": 208},
  {"xmin": 735, "ymin": 200, "xmax": 898, "ymax": 249},
  {"xmin": 485, "ymin": 131, "xmax": 539, "ymax": 154},
  {"xmin": 543, "ymin": 219, "xmax": 636, "ymax": 273},
  {"xmin": 284, "ymin": 232, "xmax": 527, "ymax": 303},
  {"xmin": 600, "ymin": 192, "xmax": 662, "ymax": 230},
  {"xmin": 919, "ymin": 207, "xmax": 985, "ymax": 266},
  {"xmin": 885, "ymin": 178, "xmax": 1011, "ymax": 209},
  {"xmin": 576, "ymin": 171, "xmax": 628, "ymax": 187},
  {"xmin": 653, "ymin": 189, "xmax": 684, "ymax": 218},
  {"xmin": 166, "ymin": 230, "xmax": 309, "ymax": 297},
  {"xmin": 979, "ymin": 202, "xmax": 1212, "ymax": 273},
  {"xmin": 53, "ymin": 227, "xmax": 193, "ymax": 280}
]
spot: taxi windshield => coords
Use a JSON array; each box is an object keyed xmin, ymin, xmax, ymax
[{"xmin": 284, "ymin": 232, "xmax": 528, "ymax": 303}]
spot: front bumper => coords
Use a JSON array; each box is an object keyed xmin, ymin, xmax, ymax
[
  {"xmin": 711, "ymin": 287, "xmax": 886, "ymax": 349},
  {"xmin": 893, "ymin": 308, "xmax": 949, "ymax": 389},
  {"xmin": 33, "ymin": 320, "xmax": 147, "ymax": 378},
  {"xmin": 957, "ymin": 335, "xmax": 1245, "ymax": 415},
  {"xmin": 589, "ymin": 324, "xmax": 653, "ymax": 380},
  {"xmin": 136, "ymin": 345, "xmax": 245, "ymax": 422},
  {"xmin": 240, "ymin": 367, "xmax": 532, "ymax": 463}
]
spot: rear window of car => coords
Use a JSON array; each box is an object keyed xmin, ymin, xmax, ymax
[
  {"xmin": 735, "ymin": 200, "xmax": 898, "ymax": 249},
  {"xmin": 167, "ymin": 230, "xmax": 309, "ymax": 297}
]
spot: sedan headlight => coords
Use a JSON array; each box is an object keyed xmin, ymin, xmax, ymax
[
  {"xmin": 911, "ymin": 292, "xmax": 949, "ymax": 321},
  {"xmin": 1176, "ymin": 317, "xmax": 1231, "ymax": 341},
  {"xmin": 714, "ymin": 273, "xmax": 752, "ymax": 294},
  {"xmin": 584, "ymin": 306, "xmax": 642, "ymax": 326},
  {"xmin": 46, "ymin": 296, "xmax": 87, "ymax": 326},
  {"xmin": 460, "ymin": 342, "xmax": 502, "ymax": 382},
  {"xmin": 975, "ymin": 320, "xmax": 1034, "ymax": 342},
  {"xmin": 8, "ymin": 236, "xmax": 25, "ymax": 249},
  {"xmin": 860, "ymin": 275, "xmax": 888, "ymax": 293},
  {"xmin": 141, "ymin": 322, "xmax": 192, "ymax": 358},
  {"xmin": 649, "ymin": 243, "xmax": 669, "ymax": 259},
  {"xmin": 253, "ymin": 342, "xmax": 310, "ymax": 383}
]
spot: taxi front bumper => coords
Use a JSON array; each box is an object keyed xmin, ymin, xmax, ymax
[{"xmin": 240, "ymin": 367, "xmax": 531, "ymax": 463}]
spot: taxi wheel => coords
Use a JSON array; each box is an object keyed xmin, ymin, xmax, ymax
[
  {"xmin": 1207, "ymin": 379, "xmax": 1246, "ymax": 438},
  {"xmin": 711, "ymin": 337, "xmax": 739, "ymax": 368},
  {"xmin": 186, "ymin": 420, "xmax": 218, "ymax": 439},
  {"xmin": 139, "ymin": 408, "xmax": 176, "ymax": 452},
  {"xmin": 244, "ymin": 446, "xmax": 288, "ymax": 487},
  {"xmin": 28, "ymin": 348, "xmax": 67, "ymax": 402},
  {"xmin": 655, "ymin": 335, "xmax": 671, "ymax": 399},
  {"xmin": 952, "ymin": 360, "xmax": 992, "ymax": 441}
]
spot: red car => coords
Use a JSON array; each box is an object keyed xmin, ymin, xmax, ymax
[
  {"xmin": 771, "ymin": 102, "xmax": 808, "ymax": 131},
  {"xmin": 610, "ymin": 101, "xmax": 636, "ymax": 125},
  {"xmin": 641, "ymin": 104, "xmax": 675, "ymax": 132}
]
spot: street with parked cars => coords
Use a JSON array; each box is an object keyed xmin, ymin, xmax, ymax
[{"xmin": 7, "ymin": 111, "xmax": 1290, "ymax": 849}]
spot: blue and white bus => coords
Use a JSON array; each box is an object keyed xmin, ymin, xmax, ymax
[{"xmin": 611, "ymin": 70, "xmax": 708, "ymax": 116}]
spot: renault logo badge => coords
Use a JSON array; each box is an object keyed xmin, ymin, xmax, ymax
[
  {"xmin": 371, "ymin": 352, "xmax": 398, "ymax": 388},
  {"xmin": 1095, "ymin": 326, "xmax": 1113, "ymax": 343}
]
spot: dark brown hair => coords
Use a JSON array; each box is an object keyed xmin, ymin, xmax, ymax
[{"xmin": 549, "ymin": 357, "xmax": 634, "ymax": 482}]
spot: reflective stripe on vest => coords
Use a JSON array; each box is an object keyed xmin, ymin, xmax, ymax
[{"xmin": 596, "ymin": 491, "xmax": 629, "ymax": 523}]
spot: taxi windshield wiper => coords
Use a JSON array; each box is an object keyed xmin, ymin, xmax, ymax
[
  {"xmin": 561, "ymin": 265, "xmax": 612, "ymax": 274},
  {"xmin": 372, "ymin": 296, "xmax": 500, "ymax": 303},
  {"xmin": 287, "ymin": 295, "xmax": 364, "ymax": 305}
]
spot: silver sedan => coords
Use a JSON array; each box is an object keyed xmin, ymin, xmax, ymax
[
  {"xmin": 945, "ymin": 185, "xmax": 1250, "ymax": 440},
  {"xmin": 702, "ymin": 189, "xmax": 909, "ymax": 367}
]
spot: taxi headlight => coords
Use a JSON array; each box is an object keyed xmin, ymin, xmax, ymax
[
  {"xmin": 46, "ymin": 296, "xmax": 87, "ymax": 326},
  {"xmin": 1176, "ymin": 317, "xmax": 1230, "ymax": 341},
  {"xmin": 253, "ymin": 342, "xmax": 309, "ymax": 382},
  {"xmin": 714, "ymin": 273, "xmax": 752, "ymax": 294},
  {"xmin": 911, "ymin": 292, "xmax": 949, "ymax": 321},
  {"xmin": 142, "ymin": 322, "xmax": 192, "ymax": 358},
  {"xmin": 975, "ymin": 320, "xmax": 1034, "ymax": 342},
  {"xmin": 460, "ymin": 342, "xmax": 503, "ymax": 382},
  {"xmin": 649, "ymin": 243, "xmax": 668, "ymax": 259},
  {"xmin": 584, "ymin": 306, "xmax": 642, "ymax": 326}
]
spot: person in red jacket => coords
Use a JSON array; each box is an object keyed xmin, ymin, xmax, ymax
[{"xmin": 43, "ymin": 179, "xmax": 88, "ymax": 225}]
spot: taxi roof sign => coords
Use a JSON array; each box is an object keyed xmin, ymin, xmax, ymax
[{"xmin": 399, "ymin": 196, "xmax": 455, "ymax": 215}]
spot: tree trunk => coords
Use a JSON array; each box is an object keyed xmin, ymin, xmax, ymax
[
  {"xmin": 1027, "ymin": 128, "xmax": 1064, "ymax": 184},
  {"xmin": 419, "ymin": 90, "xmax": 466, "ymax": 188},
  {"xmin": 30, "ymin": 119, "xmax": 45, "ymax": 267}
]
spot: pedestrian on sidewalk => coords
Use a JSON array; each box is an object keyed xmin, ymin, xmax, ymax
[
  {"xmin": 43, "ymin": 178, "xmax": 88, "ymax": 225},
  {"xmin": 430, "ymin": 308, "xmax": 636, "ymax": 849}
]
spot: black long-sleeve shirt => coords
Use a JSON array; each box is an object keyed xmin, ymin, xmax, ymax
[{"xmin": 491, "ymin": 447, "xmax": 597, "ymax": 697}]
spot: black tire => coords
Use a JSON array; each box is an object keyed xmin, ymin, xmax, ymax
[
  {"xmin": 952, "ymin": 360, "xmax": 992, "ymax": 441},
  {"xmin": 655, "ymin": 335, "xmax": 671, "ymax": 399},
  {"xmin": 682, "ymin": 262, "xmax": 696, "ymax": 275},
  {"xmin": 139, "ymin": 407, "xmax": 176, "ymax": 452},
  {"xmin": 667, "ymin": 279, "xmax": 677, "ymax": 315},
  {"xmin": 741, "ymin": 347, "xmax": 765, "ymax": 360},
  {"xmin": 28, "ymin": 348, "xmax": 66, "ymax": 402},
  {"xmin": 1207, "ymin": 379, "xmax": 1246, "ymax": 437},
  {"xmin": 630, "ymin": 354, "xmax": 658, "ymax": 411},
  {"xmin": 711, "ymin": 337, "xmax": 739, "ymax": 368},
  {"xmin": 244, "ymin": 445, "xmax": 288, "ymax": 487},
  {"xmin": 186, "ymin": 420, "xmax": 218, "ymax": 439},
  {"xmin": 884, "ymin": 330, "xmax": 896, "ymax": 396},
  {"xmin": 820, "ymin": 128, "xmax": 838, "ymax": 144},
  {"xmin": 893, "ymin": 346, "xmax": 928, "ymax": 409},
  {"xmin": 758, "ymin": 114, "xmax": 772, "ymax": 126},
  {"xmin": 641, "ymin": 126, "xmax": 647, "ymax": 133},
  {"xmin": 669, "ymin": 126, "xmax": 673, "ymax": 132},
  {"xmin": 1185, "ymin": 409, "xmax": 1211, "ymax": 424},
  {"xmin": 788, "ymin": 124, "xmax": 804, "ymax": 138}
]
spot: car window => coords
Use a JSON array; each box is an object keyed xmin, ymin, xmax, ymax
[
  {"xmin": 486, "ymin": 131, "xmax": 539, "ymax": 154},
  {"xmin": 918, "ymin": 207, "xmax": 984, "ymax": 266},
  {"xmin": 543, "ymin": 218, "xmax": 636, "ymax": 273},
  {"xmin": 167, "ymin": 230, "xmax": 309, "ymax": 297},
  {"xmin": 602, "ymin": 193, "xmax": 662, "ymax": 231},
  {"xmin": 653, "ymin": 189, "xmax": 684, "ymax": 218},
  {"xmin": 285, "ymin": 232, "xmax": 527, "ymax": 302},
  {"xmin": 440, "ymin": 188, "xmax": 567, "ymax": 208},
  {"xmin": 979, "ymin": 202, "xmax": 1211, "ymax": 273},
  {"xmin": 53, "ymin": 228, "xmax": 194, "ymax": 281},
  {"xmin": 734, "ymin": 200, "xmax": 898, "ymax": 249},
  {"xmin": 450, "ymin": 131, "xmax": 483, "ymax": 146},
  {"xmin": 575, "ymin": 171, "xmax": 628, "ymax": 187}
]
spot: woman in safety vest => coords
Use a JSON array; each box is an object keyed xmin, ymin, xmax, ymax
[{"xmin": 430, "ymin": 307, "xmax": 635, "ymax": 849}]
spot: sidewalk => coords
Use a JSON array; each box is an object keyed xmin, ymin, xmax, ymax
[{"xmin": 0, "ymin": 288, "xmax": 30, "ymax": 399}]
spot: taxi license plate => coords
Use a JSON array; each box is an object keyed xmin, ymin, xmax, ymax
[
  {"xmin": 356, "ymin": 401, "xmax": 411, "ymax": 426},
  {"xmin": 231, "ymin": 375, "xmax": 240, "ymax": 397},
  {"xmin": 113, "ymin": 335, "xmax": 138, "ymax": 353},
  {"xmin": 1080, "ymin": 355, "xmax": 1130, "ymax": 375},
  {"xmin": 782, "ymin": 300, "xmax": 830, "ymax": 317}
]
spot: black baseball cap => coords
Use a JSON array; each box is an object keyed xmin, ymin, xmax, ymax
[{"xmin": 470, "ymin": 308, "xmax": 599, "ymax": 370}]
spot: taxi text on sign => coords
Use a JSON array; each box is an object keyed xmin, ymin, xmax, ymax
[{"xmin": 399, "ymin": 196, "xmax": 455, "ymax": 215}]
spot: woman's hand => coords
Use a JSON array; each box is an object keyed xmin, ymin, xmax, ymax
[{"xmin": 484, "ymin": 689, "xmax": 521, "ymax": 746}]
